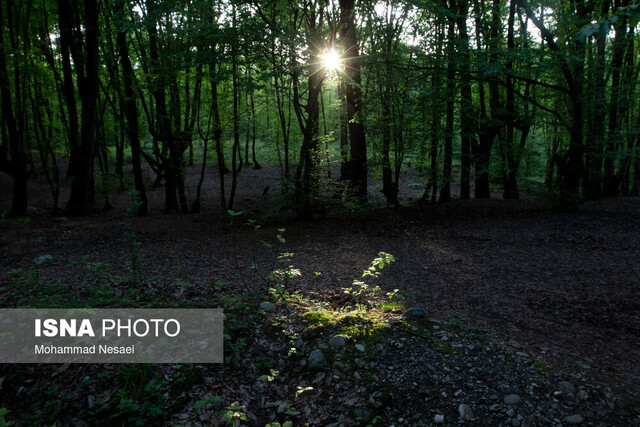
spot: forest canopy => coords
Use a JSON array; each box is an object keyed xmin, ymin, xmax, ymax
[{"xmin": 1, "ymin": 0, "xmax": 639, "ymax": 216}]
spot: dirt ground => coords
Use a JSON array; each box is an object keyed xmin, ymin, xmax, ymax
[{"xmin": 0, "ymin": 161, "xmax": 639, "ymax": 424}]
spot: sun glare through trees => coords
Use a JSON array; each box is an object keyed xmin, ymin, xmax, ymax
[{"xmin": 321, "ymin": 48, "xmax": 342, "ymax": 72}]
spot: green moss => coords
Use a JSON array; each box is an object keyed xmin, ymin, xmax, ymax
[
  {"xmin": 302, "ymin": 310, "xmax": 334, "ymax": 325},
  {"xmin": 533, "ymin": 360, "xmax": 550, "ymax": 373}
]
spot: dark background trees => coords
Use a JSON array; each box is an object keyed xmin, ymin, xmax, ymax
[{"xmin": 0, "ymin": 0, "xmax": 639, "ymax": 216}]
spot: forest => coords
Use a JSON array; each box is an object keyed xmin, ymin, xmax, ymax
[
  {"xmin": 0, "ymin": 0, "xmax": 639, "ymax": 425},
  {"xmin": 0, "ymin": 0, "xmax": 638, "ymax": 216}
]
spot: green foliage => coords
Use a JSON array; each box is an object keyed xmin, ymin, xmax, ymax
[
  {"xmin": 266, "ymin": 422, "xmax": 293, "ymax": 427},
  {"xmin": 533, "ymin": 360, "xmax": 550, "ymax": 373},
  {"xmin": 343, "ymin": 252, "xmax": 396, "ymax": 304},
  {"xmin": 295, "ymin": 386, "xmax": 313, "ymax": 398},
  {"xmin": 257, "ymin": 368, "xmax": 279, "ymax": 382},
  {"xmin": 0, "ymin": 408, "xmax": 13, "ymax": 427},
  {"xmin": 194, "ymin": 395, "xmax": 221, "ymax": 411},
  {"xmin": 302, "ymin": 310, "xmax": 334, "ymax": 325},
  {"xmin": 267, "ymin": 250, "xmax": 302, "ymax": 302},
  {"xmin": 227, "ymin": 209, "xmax": 244, "ymax": 225},
  {"xmin": 219, "ymin": 401, "xmax": 247, "ymax": 425}
]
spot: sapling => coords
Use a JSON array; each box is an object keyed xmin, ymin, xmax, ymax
[
  {"xmin": 124, "ymin": 191, "xmax": 143, "ymax": 280},
  {"xmin": 343, "ymin": 252, "xmax": 396, "ymax": 305}
]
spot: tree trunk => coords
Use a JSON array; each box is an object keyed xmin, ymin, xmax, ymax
[
  {"xmin": 0, "ymin": 1, "xmax": 27, "ymax": 215},
  {"xmin": 250, "ymin": 87, "xmax": 261, "ymax": 169},
  {"xmin": 339, "ymin": 0, "xmax": 367, "ymax": 200},
  {"xmin": 56, "ymin": 0, "xmax": 80, "ymax": 180},
  {"xmin": 439, "ymin": 11, "xmax": 455, "ymax": 203},
  {"xmin": 212, "ymin": 73, "xmax": 226, "ymax": 211},
  {"xmin": 273, "ymin": 61, "xmax": 289, "ymax": 178},
  {"xmin": 228, "ymin": 5, "xmax": 240, "ymax": 210},
  {"xmin": 116, "ymin": 1, "xmax": 148, "ymax": 216},
  {"xmin": 146, "ymin": 0, "xmax": 179, "ymax": 212},
  {"xmin": 502, "ymin": 0, "xmax": 519, "ymax": 199},
  {"xmin": 456, "ymin": 0, "xmax": 472, "ymax": 200},
  {"xmin": 603, "ymin": 1, "xmax": 629, "ymax": 196},
  {"xmin": 339, "ymin": 82, "xmax": 350, "ymax": 181},
  {"xmin": 586, "ymin": 1, "xmax": 609, "ymax": 199},
  {"xmin": 381, "ymin": 95, "xmax": 398, "ymax": 206},
  {"xmin": 65, "ymin": 0, "xmax": 99, "ymax": 215}
]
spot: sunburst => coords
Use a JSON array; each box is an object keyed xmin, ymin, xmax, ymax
[{"xmin": 321, "ymin": 48, "xmax": 342, "ymax": 72}]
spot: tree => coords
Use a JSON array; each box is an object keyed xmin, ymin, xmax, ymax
[
  {"xmin": 60, "ymin": 0, "xmax": 100, "ymax": 215},
  {"xmin": 0, "ymin": 0, "xmax": 29, "ymax": 216},
  {"xmin": 115, "ymin": 0, "xmax": 148, "ymax": 215},
  {"xmin": 339, "ymin": 0, "xmax": 367, "ymax": 200}
]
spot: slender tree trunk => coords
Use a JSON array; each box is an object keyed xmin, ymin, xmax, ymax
[
  {"xmin": 618, "ymin": 25, "xmax": 635, "ymax": 194},
  {"xmin": 586, "ymin": 2, "xmax": 609, "ymax": 198},
  {"xmin": 228, "ymin": 5, "xmax": 240, "ymax": 210},
  {"xmin": 56, "ymin": 0, "xmax": 79, "ymax": 180},
  {"xmin": 381, "ymin": 94, "xmax": 398, "ymax": 205},
  {"xmin": 212, "ymin": 73, "xmax": 226, "ymax": 211},
  {"xmin": 273, "ymin": 63, "xmax": 289, "ymax": 178},
  {"xmin": 339, "ymin": 0, "xmax": 367, "ymax": 199},
  {"xmin": 603, "ymin": 3, "xmax": 628, "ymax": 196},
  {"xmin": 0, "ymin": 2, "xmax": 27, "ymax": 215},
  {"xmin": 192, "ymin": 118, "xmax": 209, "ymax": 213},
  {"xmin": 439, "ymin": 12, "xmax": 455, "ymax": 203},
  {"xmin": 502, "ymin": 0, "xmax": 519, "ymax": 199},
  {"xmin": 244, "ymin": 69, "xmax": 252, "ymax": 166},
  {"xmin": 250, "ymin": 87, "xmax": 261, "ymax": 169},
  {"xmin": 423, "ymin": 18, "xmax": 444, "ymax": 203},
  {"xmin": 30, "ymin": 82, "xmax": 60, "ymax": 214},
  {"xmin": 456, "ymin": 0, "xmax": 472, "ymax": 200},
  {"xmin": 338, "ymin": 82, "xmax": 350, "ymax": 181},
  {"xmin": 117, "ymin": 1, "xmax": 148, "ymax": 216}
]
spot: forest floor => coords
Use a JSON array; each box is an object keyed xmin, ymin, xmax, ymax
[{"xmin": 0, "ymin": 162, "xmax": 639, "ymax": 426}]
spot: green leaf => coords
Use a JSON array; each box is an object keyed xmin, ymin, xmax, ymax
[
  {"xmin": 295, "ymin": 386, "xmax": 313, "ymax": 398},
  {"xmin": 194, "ymin": 395, "xmax": 221, "ymax": 410}
]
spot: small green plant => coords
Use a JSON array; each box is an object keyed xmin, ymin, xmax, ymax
[
  {"xmin": 219, "ymin": 401, "xmax": 246, "ymax": 425},
  {"xmin": 227, "ymin": 209, "xmax": 243, "ymax": 225},
  {"xmin": 445, "ymin": 314, "xmax": 467, "ymax": 329},
  {"xmin": 369, "ymin": 415, "xmax": 384, "ymax": 425},
  {"xmin": 257, "ymin": 369, "xmax": 279, "ymax": 382},
  {"xmin": 0, "ymin": 408, "xmax": 13, "ymax": 427},
  {"xmin": 343, "ymin": 252, "xmax": 395, "ymax": 304},
  {"xmin": 124, "ymin": 191, "xmax": 143, "ymax": 280},
  {"xmin": 295, "ymin": 386, "xmax": 313, "ymax": 398},
  {"xmin": 266, "ymin": 422, "xmax": 293, "ymax": 427},
  {"xmin": 194, "ymin": 395, "xmax": 221, "ymax": 410},
  {"xmin": 533, "ymin": 360, "xmax": 550, "ymax": 373},
  {"xmin": 267, "ymin": 252, "xmax": 302, "ymax": 302},
  {"xmin": 245, "ymin": 219, "xmax": 263, "ymax": 268}
]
